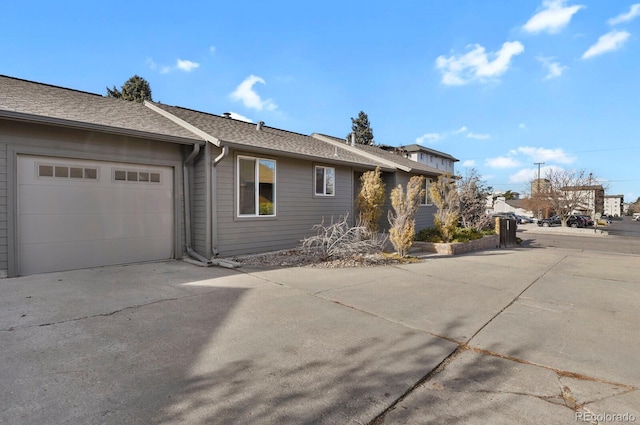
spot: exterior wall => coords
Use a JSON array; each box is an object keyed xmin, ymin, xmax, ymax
[
  {"xmin": 409, "ymin": 152, "xmax": 454, "ymax": 174},
  {"xmin": 214, "ymin": 149, "xmax": 355, "ymax": 257},
  {"xmin": 0, "ymin": 120, "xmax": 186, "ymax": 277}
]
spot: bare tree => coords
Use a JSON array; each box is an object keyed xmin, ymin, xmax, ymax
[
  {"xmin": 535, "ymin": 168, "xmax": 601, "ymax": 227},
  {"xmin": 458, "ymin": 169, "xmax": 492, "ymax": 231}
]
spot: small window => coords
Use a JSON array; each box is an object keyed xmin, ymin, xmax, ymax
[
  {"xmin": 38, "ymin": 165, "xmax": 54, "ymax": 177},
  {"xmin": 84, "ymin": 168, "xmax": 97, "ymax": 179},
  {"xmin": 315, "ymin": 166, "xmax": 335, "ymax": 196},
  {"xmin": 113, "ymin": 169, "xmax": 161, "ymax": 184},
  {"xmin": 55, "ymin": 166, "xmax": 69, "ymax": 178},
  {"xmin": 70, "ymin": 167, "xmax": 83, "ymax": 179},
  {"xmin": 38, "ymin": 163, "xmax": 98, "ymax": 180},
  {"xmin": 237, "ymin": 156, "xmax": 276, "ymax": 217},
  {"xmin": 421, "ymin": 178, "xmax": 433, "ymax": 206}
]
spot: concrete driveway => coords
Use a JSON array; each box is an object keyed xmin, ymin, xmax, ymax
[{"xmin": 1, "ymin": 246, "xmax": 639, "ymax": 424}]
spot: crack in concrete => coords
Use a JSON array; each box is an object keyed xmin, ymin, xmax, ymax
[{"xmin": 0, "ymin": 287, "xmax": 232, "ymax": 332}]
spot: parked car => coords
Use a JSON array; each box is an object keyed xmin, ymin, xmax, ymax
[
  {"xmin": 538, "ymin": 215, "xmax": 562, "ymax": 227},
  {"xmin": 579, "ymin": 215, "xmax": 594, "ymax": 227},
  {"xmin": 516, "ymin": 215, "xmax": 534, "ymax": 224},
  {"xmin": 567, "ymin": 215, "xmax": 586, "ymax": 228}
]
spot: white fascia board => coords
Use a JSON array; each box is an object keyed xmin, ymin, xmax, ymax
[
  {"xmin": 144, "ymin": 101, "xmax": 221, "ymax": 147},
  {"xmin": 311, "ymin": 134, "xmax": 411, "ymax": 172}
]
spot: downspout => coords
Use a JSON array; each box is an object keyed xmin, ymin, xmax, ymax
[
  {"xmin": 211, "ymin": 145, "xmax": 229, "ymax": 256},
  {"xmin": 183, "ymin": 143, "xmax": 212, "ymax": 265}
]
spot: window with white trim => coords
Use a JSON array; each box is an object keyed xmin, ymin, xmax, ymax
[
  {"xmin": 238, "ymin": 156, "xmax": 276, "ymax": 216},
  {"xmin": 421, "ymin": 178, "xmax": 433, "ymax": 206},
  {"xmin": 314, "ymin": 166, "xmax": 335, "ymax": 196}
]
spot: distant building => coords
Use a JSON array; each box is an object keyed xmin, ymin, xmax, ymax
[
  {"xmin": 531, "ymin": 178, "xmax": 550, "ymax": 194},
  {"xmin": 378, "ymin": 144, "xmax": 458, "ymax": 174},
  {"xmin": 561, "ymin": 185, "xmax": 605, "ymax": 216},
  {"xmin": 604, "ymin": 195, "xmax": 624, "ymax": 217}
]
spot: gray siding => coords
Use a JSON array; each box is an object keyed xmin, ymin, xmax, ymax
[
  {"xmin": 0, "ymin": 144, "xmax": 7, "ymax": 276},
  {"xmin": 214, "ymin": 150, "xmax": 355, "ymax": 257},
  {"xmin": 0, "ymin": 120, "xmax": 186, "ymax": 277},
  {"xmin": 192, "ymin": 151, "xmax": 206, "ymax": 255}
]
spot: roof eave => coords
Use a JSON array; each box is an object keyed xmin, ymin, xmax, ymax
[
  {"xmin": 145, "ymin": 101, "xmax": 221, "ymax": 147},
  {"xmin": 0, "ymin": 110, "xmax": 203, "ymax": 145}
]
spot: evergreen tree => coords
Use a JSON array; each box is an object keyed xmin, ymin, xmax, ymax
[
  {"xmin": 348, "ymin": 111, "xmax": 375, "ymax": 145},
  {"xmin": 106, "ymin": 75, "xmax": 153, "ymax": 103}
]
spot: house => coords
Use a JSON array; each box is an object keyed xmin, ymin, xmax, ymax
[
  {"xmin": 604, "ymin": 195, "xmax": 624, "ymax": 217},
  {"xmin": 310, "ymin": 134, "xmax": 444, "ymax": 232},
  {"xmin": 0, "ymin": 75, "xmax": 204, "ymax": 277},
  {"xmin": 1, "ymin": 75, "xmax": 454, "ymax": 276},
  {"xmin": 378, "ymin": 143, "xmax": 458, "ymax": 175}
]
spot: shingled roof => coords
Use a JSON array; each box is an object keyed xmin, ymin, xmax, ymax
[
  {"xmin": 311, "ymin": 134, "xmax": 444, "ymax": 176},
  {"xmin": 0, "ymin": 75, "xmax": 201, "ymax": 144},
  {"xmin": 148, "ymin": 103, "xmax": 390, "ymax": 169}
]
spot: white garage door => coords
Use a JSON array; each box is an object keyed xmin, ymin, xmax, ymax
[{"xmin": 18, "ymin": 155, "xmax": 174, "ymax": 275}]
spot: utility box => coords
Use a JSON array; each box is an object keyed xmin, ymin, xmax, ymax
[{"xmin": 495, "ymin": 217, "xmax": 517, "ymax": 248}]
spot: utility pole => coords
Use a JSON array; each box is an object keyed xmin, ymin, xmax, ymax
[{"xmin": 534, "ymin": 162, "xmax": 544, "ymax": 219}]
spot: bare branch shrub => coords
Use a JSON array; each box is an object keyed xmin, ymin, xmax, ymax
[
  {"xmin": 301, "ymin": 213, "xmax": 388, "ymax": 259},
  {"xmin": 430, "ymin": 173, "xmax": 460, "ymax": 242},
  {"xmin": 387, "ymin": 176, "xmax": 425, "ymax": 257},
  {"xmin": 357, "ymin": 167, "xmax": 386, "ymax": 233},
  {"xmin": 458, "ymin": 169, "xmax": 493, "ymax": 231}
]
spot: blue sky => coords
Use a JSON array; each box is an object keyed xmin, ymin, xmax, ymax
[{"xmin": 2, "ymin": 1, "xmax": 639, "ymax": 201}]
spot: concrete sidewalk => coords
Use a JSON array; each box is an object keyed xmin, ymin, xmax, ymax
[{"xmin": 1, "ymin": 246, "xmax": 638, "ymax": 424}]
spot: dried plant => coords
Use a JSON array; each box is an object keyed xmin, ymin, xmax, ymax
[
  {"xmin": 430, "ymin": 173, "xmax": 460, "ymax": 243},
  {"xmin": 387, "ymin": 176, "xmax": 425, "ymax": 257},
  {"xmin": 357, "ymin": 167, "xmax": 386, "ymax": 233},
  {"xmin": 301, "ymin": 213, "xmax": 388, "ymax": 259}
]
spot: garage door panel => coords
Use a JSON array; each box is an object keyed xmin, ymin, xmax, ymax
[
  {"xmin": 19, "ymin": 186, "xmax": 172, "ymax": 215},
  {"xmin": 19, "ymin": 213, "xmax": 173, "ymax": 244},
  {"xmin": 19, "ymin": 236, "xmax": 172, "ymax": 276},
  {"xmin": 18, "ymin": 155, "xmax": 175, "ymax": 275}
]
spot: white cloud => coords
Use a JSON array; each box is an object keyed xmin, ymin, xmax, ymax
[
  {"xmin": 148, "ymin": 58, "xmax": 200, "ymax": 73},
  {"xmin": 523, "ymin": 0, "xmax": 585, "ymax": 34},
  {"xmin": 453, "ymin": 126, "xmax": 468, "ymax": 134},
  {"xmin": 462, "ymin": 160, "xmax": 476, "ymax": 167},
  {"xmin": 485, "ymin": 156, "xmax": 522, "ymax": 168},
  {"xmin": 582, "ymin": 30, "xmax": 630, "ymax": 59},
  {"xmin": 509, "ymin": 165, "xmax": 564, "ymax": 184},
  {"xmin": 416, "ymin": 133, "xmax": 442, "ymax": 144},
  {"xmin": 608, "ymin": 4, "xmax": 640, "ymax": 25},
  {"xmin": 177, "ymin": 59, "xmax": 200, "ymax": 72},
  {"xmin": 230, "ymin": 75, "xmax": 278, "ymax": 111},
  {"xmin": 467, "ymin": 132, "xmax": 491, "ymax": 140},
  {"xmin": 229, "ymin": 112, "xmax": 253, "ymax": 123},
  {"xmin": 537, "ymin": 56, "xmax": 567, "ymax": 79},
  {"xmin": 435, "ymin": 41, "xmax": 524, "ymax": 85},
  {"xmin": 517, "ymin": 146, "xmax": 575, "ymax": 164},
  {"xmin": 519, "ymin": 123, "xmax": 527, "ymax": 129}
]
